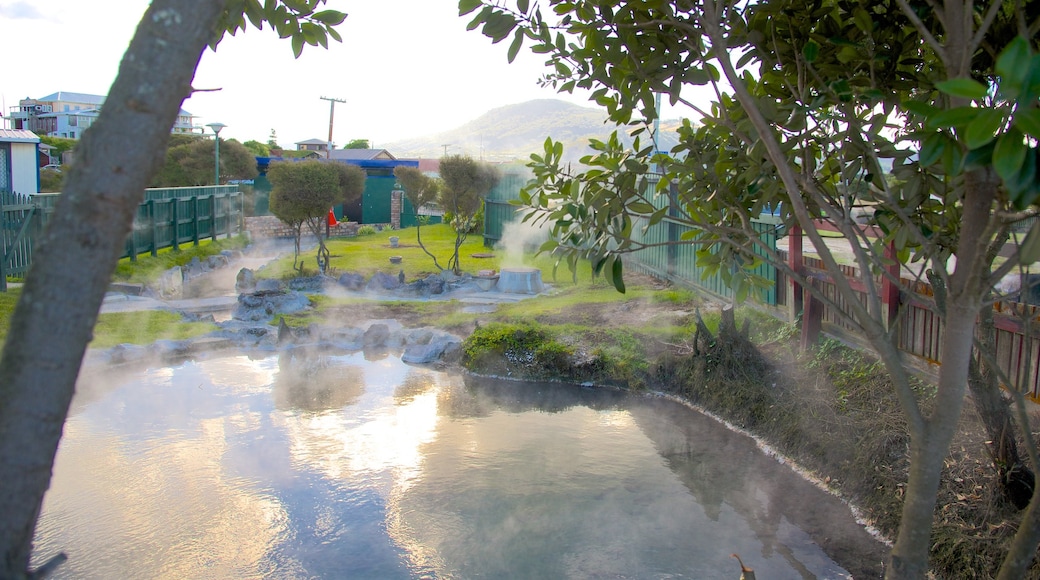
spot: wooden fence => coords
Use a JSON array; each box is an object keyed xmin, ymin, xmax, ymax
[
  {"xmin": 2, "ymin": 186, "xmax": 242, "ymax": 292},
  {"xmin": 626, "ymin": 218, "xmax": 1040, "ymax": 402}
]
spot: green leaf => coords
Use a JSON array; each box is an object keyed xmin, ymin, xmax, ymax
[
  {"xmin": 517, "ymin": 0, "xmax": 529, "ymax": 14},
  {"xmin": 458, "ymin": 0, "xmax": 482, "ymax": 16},
  {"xmin": 611, "ymin": 256, "xmax": 626, "ymax": 293},
  {"xmin": 291, "ymin": 34, "xmax": 304, "ymax": 58},
  {"xmin": 507, "ymin": 28, "xmax": 524, "ymax": 62},
  {"xmin": 1014, "ymin": 108, "xmax": 1040, "ymax": 140},
  {"xmin": 919, "ymin": 132, "xmax": 946, "ymax": 167},
  {"xmin": 926, "ymin": 106, "xmax": 980, "ymax": 131},
  {"xmin": 1018, "ymin": 219, "xmax": 1040, "ymax": 264},
  {"xmin": 994, "ymin": 128, "xmax": 1028, "ymax": 183},
  {"xmin": 802, "ymin": 40, "xmax": 820, "ymax": 63},
  {"xmin": 997, "ymin": 36, "xmax": 1032, "ymax": 90},
  {"xmin": 935, "ymin": 78, "xmax": 989, "ymax": 100},
  {"xmin": 310, "ymin": 10, "xmax": 346, "ymax": 26},
  {"xmin": 964, "ymin": 109, "xmax": 1004, "ymax": 149}
]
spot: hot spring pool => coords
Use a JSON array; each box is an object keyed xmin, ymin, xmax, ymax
[{"xmin": 32, "ymin": 350, "xmax": 886, "ymax": 578}]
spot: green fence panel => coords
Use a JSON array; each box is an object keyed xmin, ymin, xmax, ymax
[
  {"xmin": 3, "ymin": 187, "xmax": 243, "ymax": 289},
  {"xmin": 361, "ymin": 176, "xmax": 396, "ymax": 224}
]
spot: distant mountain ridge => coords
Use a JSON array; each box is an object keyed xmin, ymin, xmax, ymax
[{"xmin": 385, "ymin": 99, "xmax": 680, "ymax": 163}]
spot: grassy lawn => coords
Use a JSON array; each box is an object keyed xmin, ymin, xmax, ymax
[
  {"xmin": 1, "ymin": 238, "xmax": 244, "ymax": 349},
  {"xmin": 263, "ymin": 224, "xmax": 504, "ymax": 280},
  {"xmin": 112, "ymin": 235, "xmax": 249, "ymax": 284}
]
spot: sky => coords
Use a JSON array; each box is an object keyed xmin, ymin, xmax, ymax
[{"xmin": 0, "ymin": 0, "xmax": 643, "ymax": 155}]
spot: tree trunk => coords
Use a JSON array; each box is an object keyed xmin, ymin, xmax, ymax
[
  {"xmin": 0, "ymin": 1, "xmax": 227, "ymax": 576},
  {"xmin": 929, "ymin": 271, "xmax": 1034, "ymax": 509},
  {"xmin": 887, "ymin": 301, "xmax": 978, "ymax": 579}
]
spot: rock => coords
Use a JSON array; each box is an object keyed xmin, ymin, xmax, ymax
[
  {"xmin": 338, "ymin": 272, "xmax": 365, "ymax": 291},
  {"xmin": 318, "ymin": 327, "xmax": 365, "ymax": 350},
  {"xmin": 151, "ymin": 339, "xmax": 191, "ymax": 359},
  {"xmin": 289, "ymin": 276, "xmax": 325, "ymax": 292},
  {"xmin": 277, "ymin": 317, "xmax": 293, "ymax": 344},
  {"xmin": 158, "ymin": 266, "xmax": 184, "ymax": 297},
  {"xmin": 236, "ymin": 268, "xmax": 256, "ymax": 293},
  {"xmin": 366, "ymin": 271, "xmax": 401, "ymax": 291},
  {"xmin": 363, "ymin": 323, "xmax": 391, "ymax": 347},
  {"xmin": 405, "ymin": 328, "xmax": 435, "ymax": 345},
  {"xmin": 402, "ymin": 342, "xmax": 446, "ymax": 364},
  {"xmin": 109, "ymin": 343, "xmax": 150, "ymax": 365},
  {"xmin": 184, "ymin": 256, "xmax": 205, "ymax": 278},
  {"xmin": 206, "ymin": 254, "xmax": 229, "ymax": 270},
  {"xmin": 255, "ymin": 278, "xmax": 284, "ymax": 292},
  {"xmin": 232, "ymin": 290, "xmax": 310, "ymax": 322},
  {"xmin": 401, "ymin": 335, "xmax": 461, "ymax": 364}
]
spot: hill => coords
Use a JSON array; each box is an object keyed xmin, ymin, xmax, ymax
[{"xmin": 385, "ymin": 99, "xmax": 682, "ymax": 163}]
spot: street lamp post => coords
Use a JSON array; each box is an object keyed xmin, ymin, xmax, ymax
[{"xmin": 206, "ymin": 122, "xmax": 226, "ymax": 186}]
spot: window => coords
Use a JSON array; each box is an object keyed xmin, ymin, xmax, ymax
[{"xmin": 0, "ymin": 143, "xmax": 11, "ymax": 191}]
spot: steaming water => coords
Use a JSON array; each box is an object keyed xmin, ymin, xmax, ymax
[{"xmin": 33, "ymin": 352, "xmax": 886, "ymax": 579}]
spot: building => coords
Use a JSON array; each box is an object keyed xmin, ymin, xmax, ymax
[
  {"xmin": 295, "ymin": 138, "xmax": 329, "ymax": 153},
  {"xmin": 5, "ymin": 91, "xmax": 196, "ymax": 139},
  {"xmin": 0, "ymin": 129, "xmax": 42, "ymax": 194}
]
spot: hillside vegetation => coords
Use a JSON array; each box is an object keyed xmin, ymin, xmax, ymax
[{"xmin": 387, "ymin": 99, "xmax": 682, "ymax": 163}]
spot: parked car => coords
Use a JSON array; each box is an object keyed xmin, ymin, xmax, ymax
[{"xmin": 42, "ymin": 164, "xmax": 62, "ymax": 172}]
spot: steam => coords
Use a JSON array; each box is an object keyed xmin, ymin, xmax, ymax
[{"xmin": 496, "ymin": 218, "xmax": 551, "ymax": 268}]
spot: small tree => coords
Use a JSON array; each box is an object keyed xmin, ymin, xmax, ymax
[
  {"xmin": 150, "ymin": 134, "xmax": 258, "ymax": 187},
  {"xmin": 394, "ymin": 165, "xmax": 445, "ymax": 270},
  {"xmin": 242, "ymin": 139, "xmax": 271, "ymax": 157},
  {"xmin": 439, "ymin": 155, "xmax": 499, "ymax": 274},
  {"xmin": 268, "ymin": 160, "xmax": 364, "ymax": 272},
  {"xmin": 343, "ymin": 138, "xmax": 370, "ymax": 149}
]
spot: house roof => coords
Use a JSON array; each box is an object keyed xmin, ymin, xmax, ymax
[
  {"xmin": 329, "ymin": 148, "xmax": 396, "ymax": 161},
  {"xmin": 0, "ymin": 129, "xmax": 41, "ymax": 143},
  {"xmin": 295, "ymin": 138, "xmax": 328, "ymax": 145},
  {"xmin": 37, "ymin": 91, "xmax": 106, "ymax": 106},
  {"xmin": 34, "ymin": 92, "xmax": 193, "ymax": 117}
]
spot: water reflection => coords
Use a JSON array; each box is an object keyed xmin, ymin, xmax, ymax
[{"xmin": 35, "ymin": 353, "xmax": 884, "ymax": 579}]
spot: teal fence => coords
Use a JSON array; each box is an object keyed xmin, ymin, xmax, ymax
[
  {"xmin": 630, "ymin": 213, "xmax": 781, "ymax": 305},
  {"xmin": 2, "ymin": 185, "xmax": 242, "ymax": 291},
  {"xmin": 483, "ymin": 170, "xmax": 530, "ymax": 248}
]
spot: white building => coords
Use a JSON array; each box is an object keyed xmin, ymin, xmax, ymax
[
  {"xmin": 5, "ymin": 91, "xmax": 196, "ymax": 139},
  {"xmin": 0, "ymin": 129, "xmax": 42, "ymax": 194}
]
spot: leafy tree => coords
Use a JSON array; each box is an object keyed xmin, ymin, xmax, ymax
[
  {"xmin": 268, "ymin": 160, "xmax": 364, "ymax": 271},
  {"xmin": 439, "ymin": 154, "xmax": 499, "ymax": 274},
  {"xmin": 242, "ymin": 139, "xmax": 271, "ymax": 157},
  {"xmin": 150, "ymin": 134, "xmax": 258, "ymax": 186},
  {"xmin": 343, "ymin": 138, "xmax": 370, "ymax": 149},
  {"xmin": 0, "ymin": 2, "xmax": 345, "ymax": 577},
  {"xmin": 267, "ymin": 128, "xmax": 279, "ymax": 149},
  {"xmin": 394, "ymin": 165, "xmax": 445, "ymax": 270},
  {"xmin": 465, "ymin": 1, "xmax": 1040, "ymax": 578},
  {"xmin": 38, "ymin": 136, "xmax": 77, "ymax": 164}
]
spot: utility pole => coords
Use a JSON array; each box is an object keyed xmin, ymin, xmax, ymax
[
  {"xmin": 441, "ymin": 144, "xmax": 451, "ymax": 157},
  {"xmin": 320, "ymin": 96, "xmax": 346, "ymax": 159}
]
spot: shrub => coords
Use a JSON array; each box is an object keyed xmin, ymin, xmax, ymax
[{"xmin": 356, "ymin": 225, "xmax": 377, "ymax": 236}]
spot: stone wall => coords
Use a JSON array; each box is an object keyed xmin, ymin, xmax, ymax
[{"xmin": 245, "ymin": 216, "xmax": 360, "ymax": 239}]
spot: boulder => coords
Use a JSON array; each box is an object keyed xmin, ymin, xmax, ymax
[
  {"xmin": 255, "ymin": 278, "xmax": 284, "ymax": 293},
  {"xmin": 337, "ymin": 272, "xmax": 365, "ymax": 291},
  {"xmin": 363, "ymin": 323, "xmax": 391, "ymax": 347},
  {"xmin": 206, "ymin": 254, "xmax": 229, "ymax": 270},
  {"xmin": 158, "ymin": 266, "xmax": 184, "ymax": 298},
  {"xmin": 236, "ymin": 268, "xmax": 256, "ymax": 293},
  {"xmin": 232, "ymin": 290, "xmax": 310, "ymax": 322},
  {"xmin": 366, "ymin": 271, "xmax": 401, "ymax": 292}
]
